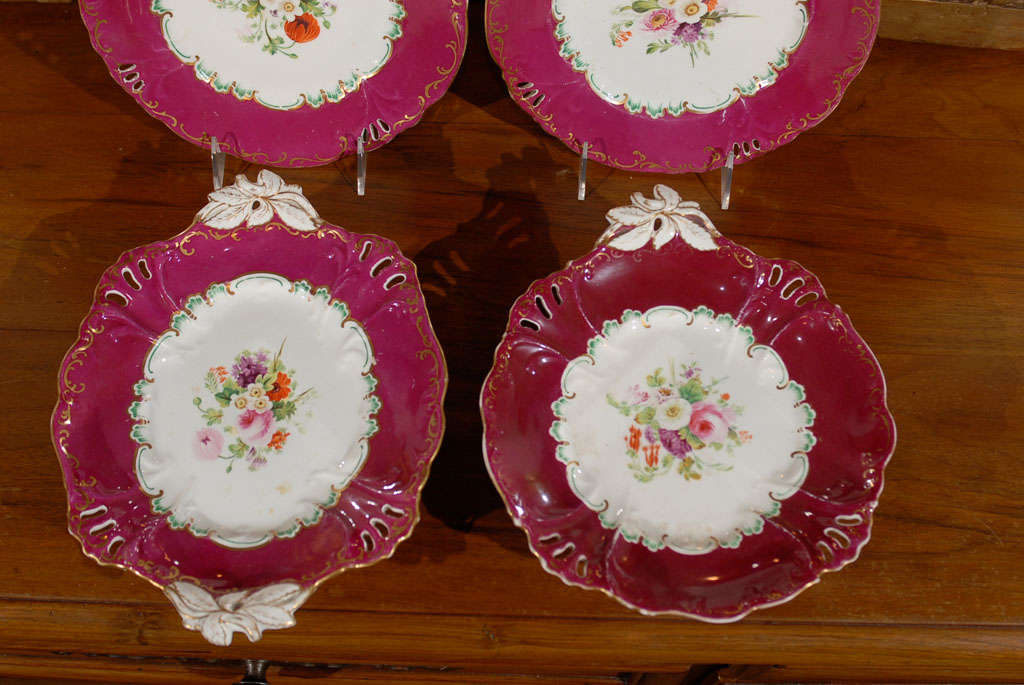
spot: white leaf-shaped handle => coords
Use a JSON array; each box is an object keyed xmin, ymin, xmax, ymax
[
  {"xmin": 246, "ymin": 582, "xmax": 309, "ymax": 607},
  {"xmin": 196, "ymin": 170, "xmax": 322, "ymax": 232},
  {"xmin": 597, "ymin": 185, "xmax": 721, "ymax": 252},
  {"xmin": 164, "ymin": 581, "xmax": 314, "ymax": 646},
  {"xmin": 165, "ymin": 581, "xmax": 219, "ymax": 614}
]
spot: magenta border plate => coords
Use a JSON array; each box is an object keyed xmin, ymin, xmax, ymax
[
  {"xmin": 481, "ymin": 229, "xmax": 896, "ymax": 621},
  {"xmin": 485, "ymin": 0, "xmax": 879, "ymax": 173},
  {"xmin": 79, "ymin": 0, "xmax": 467, "ymax": 167},
  {"xmin": 52, "ymin": 218, "xmax": 447, "ymax": 597}
]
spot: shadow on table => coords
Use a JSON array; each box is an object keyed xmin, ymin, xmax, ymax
[
  {"xmin": 448, "ymin": 0, "xmax": 552, "ymax": 138},
  {"xmin": 413, "ymin": 145, "xmax": 561, "ymax": 543}
]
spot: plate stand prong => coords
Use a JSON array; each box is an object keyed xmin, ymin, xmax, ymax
[
  {"xmin": 577, "ymin": 142, "xmax": 589, "ymax": 202},
  {"xmin": 211, "ymin": 137, "xmax": 226, "ymax": 192},
  {"xmin": 234, "ymin": 659, "xmax": 270, "ymax": 685},
  {"xmin": 357, "ymin": 136, "xmax": 367, "ymax": 197},
  {"xmin": 720, "ymin": 145, "xmax": 735, "ymax": 211}
]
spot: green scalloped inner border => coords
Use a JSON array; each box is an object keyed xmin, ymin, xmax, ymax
[
  {"xmin": 130, "ymin": 272, "xmax": 381, "ymax": 549},
  {"xmin": 552, "ymin": 0, "xmax": 810, "ymax": 117},
  {"xmin": 550, "ymin": 305, "xmax": 816, "ymax": 554},
  {"xmin": 152, "ymin": 0, "xmax": 407, "ymax": 111}
]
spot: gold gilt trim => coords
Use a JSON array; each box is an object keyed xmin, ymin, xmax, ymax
[
  {"xmin": 52, "ymin": 221, "xmax": 448, "ymax": 598},
  {"xmin": 480, "ymin": 241, "xmax": 896, "ymax": 621},
  {"xmin": 81, "ymin": 0, "xmax": 467, "ymax": 166},
  {"xmin": 485, "ymin": 0, "xmax": 878, "ymax": 173}
]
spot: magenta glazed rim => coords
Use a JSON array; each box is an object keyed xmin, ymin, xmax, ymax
[
  {"xmin": 485, "ymin": 0, "xmax": 880, "ymax": 173},
  {"xmin": 481, "ymin": 188, "xmax": 896, "ymax": 621},
  {"xmin": 52, "ymin": 174, "xmax": 447, "ymax": 642},
  {"xmin": 79, "ymin": 0, "xmax": 468, "ymax": 167}
]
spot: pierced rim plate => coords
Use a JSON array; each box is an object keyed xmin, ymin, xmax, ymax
[
  {"xmin": 485, "ymin": 0, "xmax": 879, "ymax": 173},
  {"xmin": 80, "ymin": 0, "xmax": 467, "ymax": 166},
  {"xmin": 481, "ymin": 185, "xmax": 895, "ymax": 621},
  {"xmin": 52, "ymin": 171, "xmax": 447, "ymax": 645}
]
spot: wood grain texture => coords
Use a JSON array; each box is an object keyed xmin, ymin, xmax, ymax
[
  {"xmin": 0, "ymin": 654, "xmax": 627, "ymax": 684},
  {"xmin": 880, "ymin": 0, "xmax": 1024, "ymax": 48},
  {"xmin": 6, "ymin": 0, "xmax": 1024, "ymax": 50},
  {"xmin": 0, "ymin": 2, "xmax": 1023, "ymax": 683}
]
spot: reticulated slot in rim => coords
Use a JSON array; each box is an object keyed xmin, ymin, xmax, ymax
[
  {"xmin": 550, "ymin": 284, "xmax": 562, "ymax": 305},
  {"xmin": 370, "ymin": 518, "xmax": 390, "ymax": 539},
  {"xmin": 358, "ymin": 241, "xmax": 373, "ymax": 262},
  {"xmin": 370, "ymin": 257, "xmax": 393, "ymax": 278},
  {"xmin": 105, "ymin": 290, "xmax": 130, "ymax": 307},
  {"xmin": 780, "ymin": 277, "xmax": 805, "ymax": 300},
  {"xmin": 538, "ymin": 533, "xmax": 560, "ymax": 545},
  {"xmin": 825, "ymin": 528, "xmax": 851, "ymax": 549},
  {"xmin": 519, "ymin": 318, "xmax": 540, "ymax": 331},
  {"xmin": 137, "ymin": 259, "xmax": 152, "ymax": 280},
  {"xmin": 360, "ymin": 531, "xmax": 375, "ymax": 552},
  {"xmin": 794, "ymin": 291, "xmax": 820, "ymax": 307},
  {"xmin": 80, "ymin": 505, "xmax": 109, "ymax": 519},
  {"xmin": 552, "ymin": 543, "xmax": 575, "ymax": 560},
  {"xmin": 383, "ymin": 273, "xmax": 406, "ymax": 291},
  {"xmin": 575, "ymin": 556, "xmax": 588, "ymax": 578},
  {"xmin": 768, "ymin": 264, "xmax": 784, "ymax": 287},
  {"xmin": 535, "ymin": 296, "xmax": 552, "ymax": 320},
  {"xmin": 89, "ymin": 519, "xmax": 116, "ymax": 535},
  {"xmin": 381, "ymin": 504, "xmax": 405, "ymax": 518},
  {"xmin": 834, "ymin": 514, "xmax": 863, "ymax": 527},
  {"xmin": 121, "ymin": 268, "xmax": 142, "ymax": 291}
]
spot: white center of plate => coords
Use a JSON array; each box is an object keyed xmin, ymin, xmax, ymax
[
  {"xmin": 131, "ymin": 273, "xmax": 380, "ymax": 549},
  {"xmin": 550, "ymin": 306, "xmax": 815, "ymax": 554},
  {"xmin": 553, "ymin": 0, "xmax": 809, "ymax": 116},
  {"xmin": 153, "ymin": 0, "xmax": 406, "ymax": 110}
]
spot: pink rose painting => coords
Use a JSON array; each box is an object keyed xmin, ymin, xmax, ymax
[
  {"xmin": 191, "ymin": 344, "xmax": 315, "ymax": 473},
  {"xmin": 688, "ymin": 401, "xmax": 737, "ymax": 445},
  {"xmin": 238, "ymin": 409, "xmax": 276, "ymax": 449},
  {"xmin": 192, "ymin": 428, "xmax": 224, "ymax": 461},
  {"xmin": 607, "ymin": 361, "xmax": 748, "ymax": 482}
]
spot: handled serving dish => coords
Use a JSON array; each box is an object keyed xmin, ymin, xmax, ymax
[
  {"xmin": 482, "ymin": 185, "xmax": 895, "ymax": 620},
  {"xmin": 53, "ymin": 171, "xmax": 447, "ymax": 644}
]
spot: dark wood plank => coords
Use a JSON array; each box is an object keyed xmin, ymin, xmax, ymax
[{"xmin": 0, "ymin": 654, "xmax": 624, "ymax": 685}]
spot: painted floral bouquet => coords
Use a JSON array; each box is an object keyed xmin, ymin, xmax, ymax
[
  {"xmin": 610, "ymin": 0, "xmax": 753, "ymax": 65},
  {"xmin": 606, "ymin": 360, "xmax": 750, "ymax": 482},
  {"xmin": 192, "ymin": 341, "xmax": 315, "ymax": 472},
  {"xmin": 210, "ymin": 0, "xmax": 338, "ymax": 56}
]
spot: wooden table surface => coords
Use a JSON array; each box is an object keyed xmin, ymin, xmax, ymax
[{"xmin": 1, "ymin": 2, "xmax": 1022, "ymax": 683}]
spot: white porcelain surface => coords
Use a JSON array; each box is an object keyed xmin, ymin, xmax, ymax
[
  {"xmin": 551, "ymin": 306, "xmax": 816, "ymax": 554},
  {"xmin": 133, "ymin": 273, "xmax": 380, "ymax": 549},
  {"xmin": 554, "ymin": 0, "xmax": 809, "ymax": 116},
  {"xmin": 154, "ymin": 0, "xmax": 406, "ymax": 109}
]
